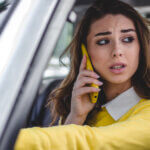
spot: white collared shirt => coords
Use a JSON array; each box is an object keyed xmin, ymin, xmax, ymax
[{"xmin": 101, "ymin": 87, "xmax": 142, "ymax": 121}]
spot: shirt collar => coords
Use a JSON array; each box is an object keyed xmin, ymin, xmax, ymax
[{"xmin": 102, "ymin": 87, "xmax": 141, "ymax": 121}]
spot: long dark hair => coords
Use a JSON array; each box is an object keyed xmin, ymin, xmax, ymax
[{"xmin": 48, "ymin": 0, "xmax": 150, "ymax": 125}]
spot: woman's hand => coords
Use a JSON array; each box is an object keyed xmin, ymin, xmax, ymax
[{"xmin": 65, "ymin": 55, "xmax": 103, "ymax": 125}]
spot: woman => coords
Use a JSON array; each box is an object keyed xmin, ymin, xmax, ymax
[
  {"xmin": 49, "ymin": 0, "xmax": 150, "ymax": 126},
  {"xmin": 15, "ymin": 0, "xmax": 150, "ymax": 149}
]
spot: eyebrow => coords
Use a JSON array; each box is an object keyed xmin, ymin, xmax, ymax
[
  {"xmin": 121, "ymin": 29, "xmax": 136, "ymax": 33},
  {"xmin": 95, "ymin": 28, "xmax": 136, "ymax": 37},
  {"xmin": 95, "ymin": 31, "xmax": 111, "ymax": 36}
]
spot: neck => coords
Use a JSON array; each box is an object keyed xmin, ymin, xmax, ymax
[{"xmin": 103, "ymin": 80, "xmax": 132, "ymax": 102}]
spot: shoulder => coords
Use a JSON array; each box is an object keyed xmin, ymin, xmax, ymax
[
  {"xmin": 134, "ymin": 99, "xmax": 150, "ymax": 110},
  {"xmin": 130, "ymin": 99, "xmax": 150, "ymax": 119},
  {"xmin": 119, "ymin": 99, "xmax": 150, "ymax": 121}
]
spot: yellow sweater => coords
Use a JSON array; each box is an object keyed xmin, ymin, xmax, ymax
[{"xmin": 15, "ymin": 99, "xmax": 150, "ymax": 150}]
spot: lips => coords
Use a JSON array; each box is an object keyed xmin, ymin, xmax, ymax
[
  {"xmin": 110, "ymin": 63, "xmax": 126, "ymax": 69},
  {"xmin": 109, "ymin": 62, "xmax": 127, "ymax": 74}
]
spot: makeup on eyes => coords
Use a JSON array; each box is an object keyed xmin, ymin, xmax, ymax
[
  {"xmin": 122, "ymin": 36, "xmax": 135, "ymax": 43},
  {"xmin": 121, "ymin": 33, "xmax": 137, "ymax": 42},
  {"xmin": 95, "ymin": 33, "xmax": 136, "ymax": 46},
  {"xmin": 96, "ymin": 38, "xmax": 110, "ymax": 45}
]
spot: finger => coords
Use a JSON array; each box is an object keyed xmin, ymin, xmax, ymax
[
  {"xmin": 79, "ymin": 70, "xmax": 100, "ymax": 79},
  {"xmin": 79, "ymin": 55, "xmax": 87, "ymax": 71},
  {"xmin": 75, "ymin": 87, "xmax": 101, "ymax": 96},
  {"xmin": 74, "ymin": 77, "xmax": 103, "ymax": 89}
]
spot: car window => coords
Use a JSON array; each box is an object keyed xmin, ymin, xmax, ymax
[
  {"xmin": 135, "ymin": 6, "xmax": 150, "ymax": 19},
  {"xmin": 43, "ymin": 21, "xmax": 73, "ymax": 79},
  {"xmin": 39, "ymin": 11, "xmax": 77, "ymax": 93}
]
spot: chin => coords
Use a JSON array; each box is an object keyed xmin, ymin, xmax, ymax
[{"xmin": 104, "ymin": 76, "xmax": 131, "ymax": 85}]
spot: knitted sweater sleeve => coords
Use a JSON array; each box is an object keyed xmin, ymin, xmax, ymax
[{"xmin": 14, "ymin": 104, "xmax": 150, "ymax": 150}]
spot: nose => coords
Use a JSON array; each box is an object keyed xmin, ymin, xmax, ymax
[
  {"xmin": 112, "ymin": 41, "xmax": 123, "ymax": 58},
  {"xmin": 112, "ymin": 50, "xmax": 123, "ymax": 57}
]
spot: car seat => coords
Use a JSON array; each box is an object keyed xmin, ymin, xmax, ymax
[{"xmin": 28, "ymin": 78, "xmax": 63, "ymax": 127}]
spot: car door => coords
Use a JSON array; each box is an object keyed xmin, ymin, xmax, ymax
[{"xmin": 0, "ymin": 0, "xmax": 75, "ymax": 149}]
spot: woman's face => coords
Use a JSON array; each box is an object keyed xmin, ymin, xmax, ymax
[{"xmin": 87, "ymin": 14, "xmax": 140, "ymax": 85}]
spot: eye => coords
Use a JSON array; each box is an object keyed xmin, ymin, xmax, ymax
[
  {"xmin": 122, "ymin": 37, "xmax": 134, "ymax": 43},
  {"xmin": 96, "ymin": 39, "xmax": 110, "ymax": 45}
]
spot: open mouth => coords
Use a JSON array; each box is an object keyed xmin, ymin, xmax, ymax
[
  {"xmin": 110, "ymin": 64, "xmax": 126, "ymax": 69},
  {"xmin": 109, "ymin": 63, "xmax": 126, "ymax": 74}
]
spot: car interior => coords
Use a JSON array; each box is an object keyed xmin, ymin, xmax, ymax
[{"xmin": 0, "ymin": 0, "xmax": 150, "ymax": 150}]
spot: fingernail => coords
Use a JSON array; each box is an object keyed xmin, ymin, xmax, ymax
[
  {"xmin": 97, "ymin": 81, "xmax": 103, "ymax": 85},
  {"xmin": 94, "ymin": 73, "xmax": 100, "ymax": 78},
  {"xmin": 96, "ymin": 88, "xmax": 101, "ymax": 91}
]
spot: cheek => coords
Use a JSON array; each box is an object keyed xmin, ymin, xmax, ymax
[
  {"xmin": 87, "ymin": 42, "xmax": 111, "ymax": 71},
  {"xmin": 128, "ymin": 44, "xmax": 140, "ymax": 62},
  {"xmin": 89, "ymin": 50, "xmax": 109, "ymax": 71},
  {"xmin": 126, "ymin": 46, "xmax": 140, "ymax": 72}
]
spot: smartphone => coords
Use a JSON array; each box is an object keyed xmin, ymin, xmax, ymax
[{"xmin": 81, "ymin": 44, "xmax": 99, "ymax": 103}]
